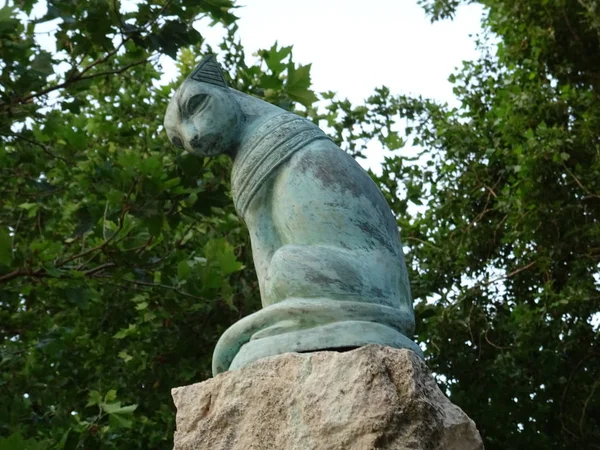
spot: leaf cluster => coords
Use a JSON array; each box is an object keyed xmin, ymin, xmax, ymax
[{"xmin": 0, "ymin": 1, "xmax": 319, "ymax": 449}]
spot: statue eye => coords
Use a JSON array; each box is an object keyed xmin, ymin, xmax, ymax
[
  {"xmin": 172, "ymin": 136, "xmax": 184, "ymax": 149},
  {"xmin": 185, "ymin": 94, "xmax": 210, "ymax": 116}
]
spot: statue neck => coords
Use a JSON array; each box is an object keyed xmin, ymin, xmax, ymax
[
  {"xmin": 229, "ymin": 90, "xmax": 285, "ymax": 159},
  {"xmin": 230, "ymin": 110, "xmax": 331, "ymax": 218}
]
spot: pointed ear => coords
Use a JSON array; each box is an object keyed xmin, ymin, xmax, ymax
[{"xmin": 189, "ymin": 54, "xmax": 228, "ymax": 89}]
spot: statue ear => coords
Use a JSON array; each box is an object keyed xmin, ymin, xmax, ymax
[{"xmin": 189, "ymin": 54, "xmax": 228, "ymax": 89}]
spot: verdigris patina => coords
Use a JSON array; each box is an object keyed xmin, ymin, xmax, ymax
[{"xmin": 164, "ymin": 55, "xmax": 422, "ymax": 375}]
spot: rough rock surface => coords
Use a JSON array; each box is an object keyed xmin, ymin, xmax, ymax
[{"xmin": 172, "ymin": 345, "xmax": 483, "ymax": 450}]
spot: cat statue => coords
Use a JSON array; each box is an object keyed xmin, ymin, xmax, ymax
[{"xmin": 164, "ymin": 56, "xmax": 421, "ymax": 375}]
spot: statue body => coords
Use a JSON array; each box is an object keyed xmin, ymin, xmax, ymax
[{"xmin": 164, "ymin": 57, "xmax": 421, "ymax": 375}]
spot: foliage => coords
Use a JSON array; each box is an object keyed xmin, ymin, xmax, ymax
[
  {"xmin": 0, "ymin": 1, "xmax": 317, "ymax": 448},
  {"xmin": 307, "ymin": 0, "xmax": 599, "ymax": 447},
  {"xmin": 1, "ymin": 0, "xmax": 599, "ymax": 449},
  {"xmin": 357, "ymin": 0, "xmax": 599, "ymax": 448}
]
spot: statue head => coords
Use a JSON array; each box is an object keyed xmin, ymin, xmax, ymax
[{"xmin": 164, "ymin": 55, "xmax": 244, "ymax": 157}]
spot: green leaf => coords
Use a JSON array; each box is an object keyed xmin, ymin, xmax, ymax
[
  {"xmin": 0, "ymin": 6, "xmax": 16, "ymax": 23},
  {"xmin": 31, "ymin": 50, "xmax": 54, "ymax": 77},
  {"xmin": 113, "ymin": 324, "xmax": 137, "ymax": 339},
  {"xmin": 145, "ymin": 214, "xmax": 164, "ymax": 237},
  {"xmin": 384, "ymin": 131, "xmax": 405, "ymax": 150},
  {"xmin": 118, "ymin": 351, "xmax": 133, "ymax": 362},
  {"xmin": 177, "ymin": 260, "xmax": 191, "ymax": 279},
  {"xmin": 287, "ymin": 88, "xmax": 318, "ymax": 108},
  {"xmin": 0, "ymin": 433, "xmax": 48, "ymax": 450},
  {"xmin": 204, "ymin": 238, "xmax": 244, "ymax": 276},
  {"xmin": 103, "ymin": 400, "xmax": 138, "ymax": 428},
  {"xmin": 86, "ymin": 390, "xmax": 103, "ymax": 407},
  {"xmin": 157, "ymin": 21, "xmax": 201, "ymax": 58},
  {"xmin": 105, "ymin": 402, "xmax": 138, "ymax": 415},
  {"xmin": 163, "ymin": 177, "xmax": 181, "ymax": 189},
  {"xmin": 65, "ymin": 129, "xmax": 87, "ymax": 150},
  {"xmin": 54, "ymin": 429, "xmax": 75, "ymax": 450},
  {"xmin": 118, "ymin": 151, "xmax": 141, "ymax": 171},
  {"xmin": 109, "ymin": 412, "xmax": 133, "ymax": 429},
  {"xmin": 261, "ymin": 42, "xmax": 292, "ymax": 73},
  {"xmin": 18, "ymin": 202, "xmax": 37, "ymax": 211},
  {"xmin": 135, "ymin": 301, "xmax": 148, "ymax": 311},
  {"xmin": 287, "ymin": 63, "xmax": 311, "ymax": 91},
  {"xmin": 0, "ymin": 228, "xmax": 12, "ymax": 267},
  {"xmin": 139, "ymin": 156, "xmax": 162, "ymax": 176},
  {"xmin": 286, "ymin": 63, "xmax": 318, "ymax": 107},
  {"xmin": 104, "ymin": 389, "xmax": 117, "ymax": 402}
]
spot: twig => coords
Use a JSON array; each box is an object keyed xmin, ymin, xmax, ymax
[
  {"xmin": 492, "ymin": 213, "xmax": 508, "ymax": 243},
  {"xmin": 563, "ymin": 8, "xmax": 584, "ymax": 47},
  {"xmin": 484, "ymin": 261, "xmax": 536, "ymax": 286},
  {"xmin": 146, "ymin": 0, "xmax": 174, "ymax": 30},
  {"xmin": 175, "ymin": 223, "xmax": 196, "ymax": 248},
  {"xmin": 579, "ymin": 379, "xmax": 600, "ymax": 436},
  {"xmin": 61, "ymin": 207, "xmax": 127, "ymax": 267},
  {"xmin": 0, "ymin": 262, "xmax": 115, "ymax": 282},
  {"xmin": 73, "ymin": 38, "xmax": 128, "ymax": 80},
  {"xmin": 560, "ymin": 352, "xmax": 600, "ymax": 440},
  {"xmin": 1, "ymin": 208, "xmax": 129, "ymax": 284},
  {"xmin": 1, "ymin": 58, "xmax": 151, "ymax": 108},
  {"xmin": 12, "ymin": 134, "xmax": 72, "ymax": 165},
  {"xmin": 12, "ymin": 210, "xmax": 23, "ymax": 251},
  {"xmin": 483, "ymin": 183, "xmax": 498, "ymax": 198},
  {"xmin": 37, "ymin": 209, "xmax": 43, "ymax": 236},
  {"xmin": 112, "ymin": 0, "xmax": 126, "ymax": 29},
  {"xmin": 467, "ymin": 208, "xmax": 493, "ymax": 231},
  {"xmin": 0, "ymin": 269, "xmax": 28, "ymax": 283},
  {"xmin": 103, "ymin": 200, "xmax": 110, "ymax": 241},
  {"xmin": 93, "ymin": 275, "xmax": 204, "ymax": 301},
  {"xmin": 483, "ymin": 329, "xmax": 509, "ymax": 350},
  {"xmin": 405, "ymin": 236, "xmax": 441, "ymax": 251},
  {"xmin": 84, "ymin": 263, "xmax": 116, "ymax": 276},
  {"xmin": 134, "ymin": 236, "xmax": 154, "ymax": 255},
  {"xmin": 563, "ymin": 163, "xmax": 600, "ymax": 200}
]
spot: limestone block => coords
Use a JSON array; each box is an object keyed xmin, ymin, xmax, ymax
[{"xmin": 172, "ymin": 345, "xmax": 484, "ymax": 450}]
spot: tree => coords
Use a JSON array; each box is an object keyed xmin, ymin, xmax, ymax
[
  {"xmin": 301, "ymin": 0, "xmax": 599, "ymax": 447},
  {"xmin": 359, "ymin": 0, "xmax": 599, "ymax": 448},
  {"xmin": 0, "ymin": 1, "xmax": 318, "ymax": 448},
  {"xmin": 2, "ymin": 0, "xmax": 599, "ymax": 449}
]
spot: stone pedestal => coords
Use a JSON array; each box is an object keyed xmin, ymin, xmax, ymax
[{"xmin": 172, "ymin": 345, "xmax": 483, "ymax": 450}]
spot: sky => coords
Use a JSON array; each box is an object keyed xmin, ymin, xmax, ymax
[
  {"xmin": 171, "ymin": 0, "xmax": 485, "ymax": 105},
  {"xmin": 159, "ymin": 0, "xmax": 485, "ymax": 171},
  {"xmin": 30, "ymin": 0, "xmax": 485, "ymax": 171},
  {"xmin": 233, "ymin": 0, "xmax": 484, "ymax": 105}
]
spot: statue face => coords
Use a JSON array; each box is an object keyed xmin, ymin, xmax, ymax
[{"xmin": 164, "ymin": 80, "xmax": 243, "ymax": 157}]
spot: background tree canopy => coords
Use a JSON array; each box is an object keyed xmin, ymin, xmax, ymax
[{"xmin": 0, "ymin": 0, "xmax": 598, "ymax": 449}]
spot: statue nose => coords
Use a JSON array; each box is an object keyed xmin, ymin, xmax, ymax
[
  {"xmin": 181, "ymin": 125, "xmax": 198, "ymax": 150},
  {"xmin": 190, "ymin": 135, "xmax": 202, "ymax": 149}
]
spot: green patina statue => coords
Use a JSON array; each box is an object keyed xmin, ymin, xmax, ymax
[{"xmin": 164, "ymin": 55, "xmax": 422, "ymax": 376}]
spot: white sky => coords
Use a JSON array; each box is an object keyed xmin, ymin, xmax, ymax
[
  {"xmin": 161, "ymin": 0, "xmax": 485, "ymax": 105},
  {"xmin": 159, "ymin": 0, "xmax": 485, "ymax": 171},
  {"xmin": 234, "ymin": 0, "xmax": 483, "ymax": 105},
  {"xmin": 31, "ymin": 0, "xmax": 484, "ymax": 171}
]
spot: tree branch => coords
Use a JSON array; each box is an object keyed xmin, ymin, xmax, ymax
[
  {"xmin": 11, "ymin": 134, "xmax": 73, "ymax": 165},
  {"xmin": 84, "ymin": 263, "xmax": 116, "ymax": 276},
  {"xmin": 405, "ymin": 236, "xmax": 441, "ymax": 251},
  {"xmin": 563, "ymin": 163, "xmax": 600, "ymax": 200},
  {"xmin": 483, "ymin": 261, "xmax": 536, "ymax": 286},
  {"xmin": 93, "ymin": 275, "xmax": 205, "ymax": 301},
  {"xmin": 0, "ymin": 207, "xmax": 129, "ymax": 285},
  {"xmin": 1, "ymin": 57, "xmax": 151, "ymax": 108}
]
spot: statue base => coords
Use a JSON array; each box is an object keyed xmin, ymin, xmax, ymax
[
  {"xmin": 211, "ymin": 298, "xmax": 421, "ymax": 375},
  {"xmin": 172, "ymin": 345, "xmax": 484, "ymax": 450}
]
